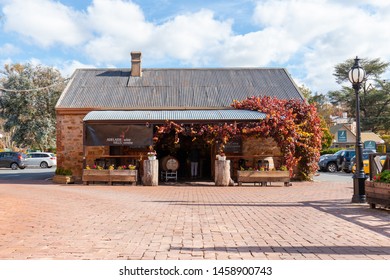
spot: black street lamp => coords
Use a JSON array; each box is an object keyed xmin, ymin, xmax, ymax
[{"xmin": 348, "ymin": 56, "xmax": 367, "ymax": 203}]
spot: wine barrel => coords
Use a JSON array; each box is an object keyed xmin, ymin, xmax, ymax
[{"xmin": 160, "ymin": 156, "xmax": 180, "ymax": 171}]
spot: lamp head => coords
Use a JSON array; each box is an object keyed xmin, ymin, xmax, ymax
[{"xmin": 348, "ymin": 56, "xmax": 366, "ymax": 85}]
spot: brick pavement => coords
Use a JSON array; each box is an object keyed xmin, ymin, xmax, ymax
[{"xmin": 0, "ymin": 180, "xmax": 389, "ymax": 260}]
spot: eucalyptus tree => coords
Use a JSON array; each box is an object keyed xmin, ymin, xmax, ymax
[{"xmin": 0, "ymin": 63, "xmax": 66, "ymax": 150}]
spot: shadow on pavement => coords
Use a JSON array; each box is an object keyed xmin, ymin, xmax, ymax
[
  {"xmin": 171, "ymin": 245, "xmax": 390, "ymax": 256},
  {"xmin": 150, "ymin": 199, "xmax": 390, "ymax": 238}
]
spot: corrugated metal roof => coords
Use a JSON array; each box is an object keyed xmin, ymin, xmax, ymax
[
  {"xmin": 57, "ymin": 68, "xmax": 304, "ymax": 110},
  {"xmin": 83, "ymin": 110, "xmax": 266, "ymax": 122}
]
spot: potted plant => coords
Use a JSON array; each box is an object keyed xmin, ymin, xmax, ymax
[
  {"xmin": 216, "ymin": 152, "xmax": 226, "ymax": 160},
  {"xmin": 147, "ymin": 145, "xmax": 157, "ymax": 160},
  {"xmin": 53, "ymin": 167, "xmax": 74, "ymax": 184},
  {"xmin": 365, "ymin": 169, "xmax": 390, "ymax": 209}
]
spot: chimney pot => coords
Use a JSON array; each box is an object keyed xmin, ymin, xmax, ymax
[{"xmin": 131, "ymin": 51, "xmax": 142, "ymax": 77}]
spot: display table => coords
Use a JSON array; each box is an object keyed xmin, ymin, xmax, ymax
[{"xmin": 161, "ymin": 170, "xmax": 178, "ymax": 182}]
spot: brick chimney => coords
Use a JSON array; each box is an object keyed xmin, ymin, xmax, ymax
[{"xmin": 130, "ymin": 51, "xmax": 142, "ymax": 77}]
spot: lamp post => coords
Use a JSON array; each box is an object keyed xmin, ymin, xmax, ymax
[{"xmin": 348, "ymin": 56, "xmax": 366, "ymax": 203}]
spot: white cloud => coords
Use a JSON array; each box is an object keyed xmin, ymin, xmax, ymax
[
  {"xmin": 0, "ymin": 43, "xmax": 20, "ymax": 55},
  {"xmin": 27, "ymin": 58, "xmax": 43, "ymax": 67},
  {"xmin": 251, "ymin": 0, "xmax": 390, "ymax": 91},
  {"xmin": 152, "ymin": 9, "xmax": 232, "ymax": 65},
  {"xmin": 1, "ymin": 0, "xmax": 390, "ymax": 93},
  {"xmin": 216, "ymin": 28, "xmax": 299, "ymax": 67},
  {"xmin": 0, "ymin": 58, "xmax": 13, "ymax": 69},
  {"xmin": 57, "ymin": 60, "xmax": 96, "ymax": 78},
  {"xmin": 84, "ymin": 0, "xmax": 154, "ymax": 63},
  {"xmin": 2, "ymin": 0, "xmax": 88, "ymax": 47}
]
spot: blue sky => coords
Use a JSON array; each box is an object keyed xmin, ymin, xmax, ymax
[{"xmin": 1, "ymin": 0, "xmax": 390, "ymax": 93}]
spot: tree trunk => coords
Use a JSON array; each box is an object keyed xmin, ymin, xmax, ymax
[
  {"xmin": 214, "ymin": 160, "xmax": 231, "ymax": 186},
  {"xmin": 142, "ymin": 159, "xmax": 159, "ymax": 186}
]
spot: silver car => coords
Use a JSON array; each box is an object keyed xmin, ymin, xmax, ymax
[{"xmin": 26, "ymin": 152, "xmax": 57, "ymax": 168}]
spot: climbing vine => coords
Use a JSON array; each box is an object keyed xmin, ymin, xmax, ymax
[
  {"xmin": 232, "ymin": 96, "xmax": 322, "ymax": 180},
  {"xmin": 153, "ymin": 96, "xmax": 322, "ymax": 180}
]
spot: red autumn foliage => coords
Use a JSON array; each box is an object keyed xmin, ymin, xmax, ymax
[
  {"xmin": 232, "ymin": 96, "xmax": 322, "ymax": 179},
  {"xmin": 154, "ymin": 96, "xmax": 322, "ymax": 180}
]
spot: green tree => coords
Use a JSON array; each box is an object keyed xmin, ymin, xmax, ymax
[
  {"xmin": 328, "ymin": 57, "xmax": 390, "ymax": 133},
  {"xmin": 298, "ymin": 85, "xmax": 333, "ymax": 149},
  {"xmin": 0, "ymin": 63, "xmax": 66, "ymax": 150}
]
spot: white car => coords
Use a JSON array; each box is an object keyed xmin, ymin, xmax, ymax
[{"xmin": 26, "ymin": 152, "xmax": 57, "ymax": 168}]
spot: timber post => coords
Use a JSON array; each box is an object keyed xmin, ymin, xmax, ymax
[
  {"xmin": 215, "ymin": 160, "xmax": 232, "ymax": 186},
  {"xmin": 142, "ymin": 160, "xmax": 159, "ymax": 186}
]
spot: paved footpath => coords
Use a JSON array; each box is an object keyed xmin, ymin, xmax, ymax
[{"xmin": 0, "ymin": 180, "xmax": 389, "ymax": 260}]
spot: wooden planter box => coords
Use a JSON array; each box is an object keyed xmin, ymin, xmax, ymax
[
  {"xmin": 82, "ymin": 169, "xmax": 110, "ymax": 184},
  {"xmin": 82, "ymin": 169, "xmax": 138, "ymax": 185},
  {"xmin": 53, "ymin": 175, "xmax": 74, "ymax": 184},
  {"xmin": 365, "ymin": 181, "xmax": 390, "ymax": 209},
  {"xmin": 109, "ymin": 170, "xmax": 138, "ymax": 185},
  {"xmin": 237, "ymin": 170, "xmax": 290, "ymax": 186}
]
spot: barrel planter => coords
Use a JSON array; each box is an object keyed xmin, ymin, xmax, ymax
[
  {"xmin": 365, "ymin": 181, "xmax": 390, "ymax": 209},
  {"xmin": 237, "ymin": 170, "xmax": 290, "ymax": 186}
]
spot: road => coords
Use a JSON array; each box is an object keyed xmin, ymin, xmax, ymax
[
  {"xmin": 0, "ymin": 167, "xmax": 55, "ymax": 183},
  {"xmin": 315, "ymin": 170, "xmax": 353, "ymax": 183}
]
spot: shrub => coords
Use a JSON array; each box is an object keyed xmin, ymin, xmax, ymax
[
  {"xmin": 373, "ymin": 169, "xmax": 390, "ymax": 183},
  {"xmin": 320, "ymin": 148, "xmax": 341, "ymax": 155},
  {"xmin": 55, "ymin": 167, "xmax": 72, "ymax": 176}
]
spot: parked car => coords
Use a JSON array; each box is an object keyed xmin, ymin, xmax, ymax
[
  {"xmin": 0, "ymin": 152, "xmax": 28, "ymax": 170},
  {"xmin": 338, "ymin": 149, "xmax": 376, "ymax": 173},
  {"xmin": 26, "ymin": 152, "xmax": 57, "ymax": 168},
  {"xmin": 318, "ymin": 149, "xmax": 375, "ymax": 173},
  {"xmin": 351, "ymin": 155, "xmax": 386, "ymax": 174},
  {"xmin": 318, "ymin": 150, "xmax": 344, "ymax": 172},
  {"xmin": 348, "ymin": 153, "xmax": 371, "ymax": 173}
]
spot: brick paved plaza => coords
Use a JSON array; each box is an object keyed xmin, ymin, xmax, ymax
[{"xmin": 0, "ymin": 180, "xmax": 389, "ymax": 260}]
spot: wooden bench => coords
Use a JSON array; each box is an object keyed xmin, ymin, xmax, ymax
[{"xmin": 237, "ymin": 170, "xmax": 291, "ymax": 186}]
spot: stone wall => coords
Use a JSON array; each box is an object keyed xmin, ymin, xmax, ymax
[
  {"xmin": 56, "ymin": 113, "xmax": 85, "ymax": 179},
  {"xmin": 56, "ymin": 114, "xmax": 285, "ymax": 181},
  {"xmin": 56, "ymin": 113, "xmax": 114, "ymax": 180}
]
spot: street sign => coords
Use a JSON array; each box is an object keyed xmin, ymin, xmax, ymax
[
  {"xmin": 364, "ymin": 140, "xmax": 376, "ymax": 150},
  {"xmin": 338, "ymin": 130, "xmax": 347, "ymax": 142}
]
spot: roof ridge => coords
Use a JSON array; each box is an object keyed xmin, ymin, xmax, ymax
[{"xmin": 73, "ymin": 67, "xmax": 287, "ymax": 71}]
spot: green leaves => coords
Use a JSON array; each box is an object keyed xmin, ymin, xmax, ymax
[
  {"xmin": 0, "ymin": 63, "xmax": 65, "ymax": 150},
  {"xmin": 330, "ymin": 57, "xmax": 390, "ymax": 133}
]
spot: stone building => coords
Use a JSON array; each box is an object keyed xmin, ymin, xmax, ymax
[{"xmin": 55, "ymin": 52, "xmax": 305, "ymax": 181}]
